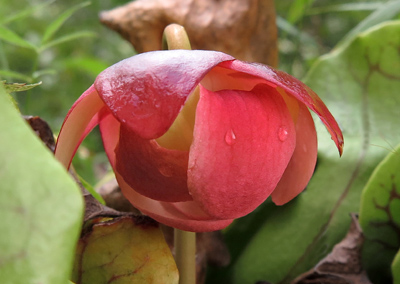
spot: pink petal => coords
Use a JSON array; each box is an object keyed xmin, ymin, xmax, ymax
[
  {"xmin": 217, "ymin": 60, "xmax": 344, "ymax": 155},
  {"xmin": 98, "ymin": 112, "xmax": 120, "ymax": 168},
  {"xmin": 55, "ymin": 85, "xmax": 105, "ymax": 168},
  {"xmin": 99, "ymin": 114, "xmax": 231, "ymax": 231},
  {"xmin": 115, "ymin": 173, "xmax": 233, "ymax": 232},
  {"xmin": 187, "ymin": 84, "xmax": 296, "ymax": 219},
  {"xmin": 94, "ymin": 50, "xmax": 234, "ymax": 140},
  {"xmin": 114, "ymin": 124, "xmax": 192, "ymax": 202},
  {"xmin": 271, "ymin": 101, "xmax": 318, "ymax": 205}
]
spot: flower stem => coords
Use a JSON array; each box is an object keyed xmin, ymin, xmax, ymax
[{"xmin": 174, "ymin": 228, "xmax": 196, "ymax": 284}]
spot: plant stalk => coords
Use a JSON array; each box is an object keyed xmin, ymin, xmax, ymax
[{"xmin": 174, "ymin": 229, "xmax": 196, "ymax": 284}]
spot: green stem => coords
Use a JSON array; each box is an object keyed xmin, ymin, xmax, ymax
[{"xmin": 174, "ymin": 229, "xmax": 196, "ymax": 284}]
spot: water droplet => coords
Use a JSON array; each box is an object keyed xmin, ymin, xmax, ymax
[
  {"xmin": 278, "ymin": 127, "xmax": 288, "ymax": 142},
  {"xmin": 225, "ymin": 129, "xmax": 237, "ymax": 145}
]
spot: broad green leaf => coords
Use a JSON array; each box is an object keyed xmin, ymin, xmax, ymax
[
  {"xmin": 359, "ymin": 144, "xmax": 400, "ymax": 283},
  {"xmin": 392, "ymin": 249, "xmax": 400, "ymax": 284},
  {"xmin": 214, "ymin": 21, "xmax": 400, "ymax": 284},
  {"xmin": 0, "ymin": 84, "xmax": 84, "ymax": 283},
  {"xmin": 0, "ymin": 69, "xmax": 32, "ymax": 82},
  {"xmin": 72, "ymin": 216, "xmax": 179, "ymax": 284},
  {"xmin": 0, "ymin": 25, "xmax": 37, "ymax": 50},
  {"xmin": 39, "ymin": 31, "xmax": 96, "ymax": 52},
  {"xmin": 41, "ymin": 1, "xmax": 90, "ymax": 44},
  {"xmin": 337, "ymin": 0, "xmax": 400, "ymax": 49},
  {"xmin": 2, "ymin": 81, "xmax": 42, "ymax": 93}
]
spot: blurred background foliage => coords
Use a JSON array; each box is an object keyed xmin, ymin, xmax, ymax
[{"xmin": 0, "ymin": 0, "xmax": 397, "ymax": 184}]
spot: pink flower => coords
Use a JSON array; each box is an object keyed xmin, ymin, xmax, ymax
[{"xmin": 55, "ymin": 50, "xmax": 343, "ymax": 232}]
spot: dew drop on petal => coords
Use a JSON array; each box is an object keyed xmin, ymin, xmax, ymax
[
  {"xmin": 278, "ymin": 127, "xmax": 288, "ymax": 142},
  {"xmin": 225, "ymin": 129, "xmax": 237, "ymax": 146}
]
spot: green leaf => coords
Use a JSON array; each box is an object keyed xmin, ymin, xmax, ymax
[
  {"xmin": 2, "ymin": 81, "xmax": 42, "ymax": 93},
  {"xmin": 32, "ymin": 69, "xmax": 57, "ymax": 79},
  {"xmin": 0, "ymin": 0, "xmax": 54, "ymax": 25},
  {"xmin": 307, "ymin": 2, "xmax": 383, "ymax": 15},
  {"xmin": 276, "ymin": 16, "xmax": 317, "ymax": 45},
  {"xmin": 72, "ymin": 216, "xmax": 179, "ymax": 284},
  {"xmin": 77, "ymin": 174, "xmax": 106, "ymax": 205},
  {"xmin": 39, "ymin": 31, "xmax": 96, "ymax": 52},
  {"xmin": 359, "ymin": 143, "xmax": 400, "ymax": 283},
  {"xmin": 0, "ymin": 25, "xmax": 37, "ymax": 50},
  {"xmin": 287, "ymin": 0, "xmax": 316, "ymax": 24},
  {"xmin": 41, "ymin": 2, "xmax": 90, "ymax": 44},
  {"xmin": 392, "ymin": 249, "xmax": 400, "ymax": 284},
  {"xmin": 0, "ymin": 84, "xmax": 84, "ymax": 283},
  {"xmin": 62, "ymin": 56, "xmax": 109, "ymax": 77},
  {"xmin": 215, "ymin": 21, "xmax": 400, "ymax": 284},
  {"xmin": 337, "ymin": 0, "xmax": 400, "ymax": 49},
  {"xmin": 0, "ymin": 69, "xmax": 33, "ymax": 82}
]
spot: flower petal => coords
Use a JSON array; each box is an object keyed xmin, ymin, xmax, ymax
[
  {"xmin": 115, "ymin": 124, "xmax": 192, "ymax": 202},
  {"xmin": 216, "ymin": 60, "xmax": 344, "ymax": 155},
  {"xmin": 99, "ymin": 114, "xmax": 229, "ymax": 231},
  {"xmin": 188, "ymin": 84, "xmax": 296, "ymax": 219},
  {"xmin": 115, "ymin": 173, "xmax": 233, "ymax": 232},
  {"xmin": 55, "ymin": 85, "xmax": 105, "ymax": 168},
  {"xmin": 271, "ymin": 102, "xmax": 318, "ymax": 205},
  {"xmin": 94, "ymin": 50, "xmax": 234, "ymax": 139},
  {"xmin": 98, "ymin": 112, "xmax": 120, "ymax": 168}
]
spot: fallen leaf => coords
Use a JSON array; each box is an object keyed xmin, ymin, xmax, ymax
[
  {"xmin": 100, "ymin": 0, "xmax": 278, "ymax": 67},
  {"xmin": 292, "ymin": 214, "xmax": 372, "ymax": 284}
]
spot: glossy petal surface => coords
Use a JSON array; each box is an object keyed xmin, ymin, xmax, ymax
[
  {"xmin": 98, "ymin": 113, "xmax": 120, "ymax": 168},
  {"xmin": 55, "ymin": 85, "xmax": 105, "ymax": 168},
  {"xmin": 188, "ymin": 84, "xmax": 296, "ymax": 219},
  {"xmin": 116, "ymin": 173, "xmax": 233, "ymax": 232},
  {"xmin": 217, "ymin": 60, "xmax": 343, "ymax": 155},
  {"xmin": 271, "ymin": 102, "xmax": 318, "ymax": 205},
  {"xmin": 98, "ymin": 114, "xmax": 231, "ymax": 231},
  {"xmin": 115, "ymin": 125, "xmax": 192, "ymax": 202},
  {"xmin": 94, "ymin": 50, "xmax": 234, "ymax": 139}
]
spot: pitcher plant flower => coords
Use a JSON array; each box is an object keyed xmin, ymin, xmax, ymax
[{"xmin": 55, "ymin": 50, "xmax": 343, "ymax": 232}]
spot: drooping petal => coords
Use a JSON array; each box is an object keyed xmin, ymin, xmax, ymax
[
  {"xmin": 98, "ymin": 112, "xmax": 120, "ymax": 168},
  {"xmin": 215, "ymin": 60, "xmax": 344, "ymax": 155},
  {"xmin": 94, "ymin": 50, "xmax": 234, "ymax": 140},
  {"xmin": 271, "ymin": 102, "xmax": 318, "ymax": 205},
  {"xmin": 188, "ymin": 84, "xmax": 296, "ymax": 219},
  {"xmin": 55, "ymin": 85, "xmax": 106, "ymax": 168},
  {"xmin": 115, "ymin": 124, "xmax": 192, "ymax": 202},
  {"xmin": 115, "ymin": 173, "xmax": 233, "ymax": 232},
  {"xmin": 98, "ymin": 114, "xmax": 230, "ymax": 231}
]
